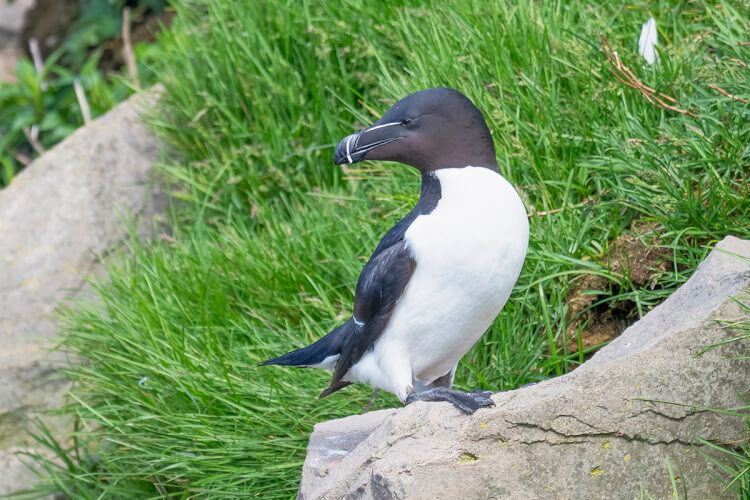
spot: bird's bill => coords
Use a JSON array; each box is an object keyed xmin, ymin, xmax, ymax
[{"xmin": 333, "ymin": 121, "xmax": 403, "ymax": 165}]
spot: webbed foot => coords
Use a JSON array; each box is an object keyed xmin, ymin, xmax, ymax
[{"xmin": 405, "ymin": 387, "xmax": 495, "ymax": 414}]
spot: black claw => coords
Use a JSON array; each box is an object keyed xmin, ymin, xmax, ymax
[
  {"xmin": 469, "ymin": 389, "xmax": 494, "ymax": 398},
  {"xmin": 463, "ymin": 395, "xmax": 495, "ymax": 413}
]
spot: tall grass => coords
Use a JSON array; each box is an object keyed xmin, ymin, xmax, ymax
[{"xmin": 17, "ymin": 0, "xmax": 750, "ymax": 498}]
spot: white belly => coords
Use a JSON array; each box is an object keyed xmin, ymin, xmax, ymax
[{"xmin": 349, "ymin": 167, "xmax": 529, "ymax": 401}]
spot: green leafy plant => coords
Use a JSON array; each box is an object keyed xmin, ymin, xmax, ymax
[
  {"xmin": 0, "ymin": 0, "xmax": 167, "ymax": 187},
  {"xmin": 0, "ymin": 44, "xmax": 165, "ymax": 187},
  {"xmin": 60, "ymin": 0, "xmax": 168, "ymax": 69}
]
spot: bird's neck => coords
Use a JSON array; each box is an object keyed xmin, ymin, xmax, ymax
[{"xmin": 419, "ymin": 171, "xmax": 442, "ymax": 205}]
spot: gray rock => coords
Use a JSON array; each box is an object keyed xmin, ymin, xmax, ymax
[
  {"xmin": 298, "ymin": 236, "xmax": 750, "ymax": 499},
  {"xmin": 0, "ymin": 87, "xmax": 166, "ymax": 495},
  {"xmin": 0, "ymin": 0, "xmax": 34, "ymax": 82},
  {"xmin": 0, "ymin": 0, "xmax": 34, "ymax": 33}
]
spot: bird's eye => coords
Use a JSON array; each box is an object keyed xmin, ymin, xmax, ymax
[{"xmin": 401, "ymin": 119, "xmax": 412, "ymax": 126}]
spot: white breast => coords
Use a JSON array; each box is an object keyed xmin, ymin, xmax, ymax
[{"xmin": 348, "ymin": 166, "xmax": 529, "ymax": 401}]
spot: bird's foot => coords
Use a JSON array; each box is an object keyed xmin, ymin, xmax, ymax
[{"xmin": 405, "ymin": 387, "xmax": 495, "ymax": 414}]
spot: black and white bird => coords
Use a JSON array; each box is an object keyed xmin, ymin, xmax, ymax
[{"xmin": 261, "ymin": 88, "xmax": 528, "ymax": 413}]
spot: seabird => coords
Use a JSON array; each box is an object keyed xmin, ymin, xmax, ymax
[{"xmin": 262, "ymin": 87, "xmax": 529, "ymax": 413}]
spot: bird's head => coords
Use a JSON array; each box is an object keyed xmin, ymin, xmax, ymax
[{"xmin": 334, "ymin": 87, "xmax": 497, "ymax": 172}]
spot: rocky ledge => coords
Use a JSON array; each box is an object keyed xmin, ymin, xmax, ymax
[{"xmin": 299, "ymin": 236, "xmax": 750, "ymax": 499}]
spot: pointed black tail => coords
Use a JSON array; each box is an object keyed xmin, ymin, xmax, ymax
[{"xmin": 260, "ymin": 319, "xmax": 352, "ymax": 367}]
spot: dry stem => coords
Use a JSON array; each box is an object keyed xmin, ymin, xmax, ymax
[
  {"xmin": 600, "ymin": 34, "xmax": 696, "ymax": 117},
  {"xmin": 74, "ymin": 79, "xmax": 92, "ymax": 124},
  {"xmin": 708, "ymin": 84, "xmax": 748, "ymax": 104},
  {"xmin": 123, "ymin": 7, "xmax": 141, "ymax": 88}
]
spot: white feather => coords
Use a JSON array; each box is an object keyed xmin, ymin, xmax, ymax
[
  {"xmin": 308, "ymin": 354, "xmax": 339, "ymax": 370},
  {"xmin": 639, "ymin": 18, "xmax": 658, "ymax": 65},
  {"xmin": 346, "ymin": 167, "xmax": 529, "ymax": 402}
]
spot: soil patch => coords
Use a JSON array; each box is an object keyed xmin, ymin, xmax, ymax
[
  {"xmin": 95, "ymin": 10, "xmax": 175, "ymax": 72},
  {"xmin": 563, "ymin": 222, "xmax": 674, "ymax": 354},
  {"xmin": 20, "ymin": 0, "xmax": 78, "ymax": 59}
]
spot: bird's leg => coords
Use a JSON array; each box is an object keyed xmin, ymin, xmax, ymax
[
  {"xmin": 362, "ymin": 389, "xmax": 379, "ymax": 413},
  {"xmin": 405, "ymin": 387, "xmax": 495, "ymax": 414}
]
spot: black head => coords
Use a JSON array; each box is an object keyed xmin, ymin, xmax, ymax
[{"xmin": 333, "ymin": 87, "xmax": 497, "ymax": 172}]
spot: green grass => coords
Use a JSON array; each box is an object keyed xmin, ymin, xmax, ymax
[{"xmin": 15, "ymin": 0, "xmax": 750, "ymax": 498}]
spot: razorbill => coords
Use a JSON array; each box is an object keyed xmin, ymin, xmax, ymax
[{"xmin": 262, "ymin": 87, "xmax": 529, "ymax": 413}]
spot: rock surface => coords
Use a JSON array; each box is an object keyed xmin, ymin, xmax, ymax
[
  {"xmin": 0, "ymin": 88, "xmax": 166, "ymax": 495},
  {"xmin": 0, "ymin": 0, "xmax": 34, "ymax": 82},
  {"xmin": 299, "ymin": 236, "xmax": 750, "ymax": 499}
]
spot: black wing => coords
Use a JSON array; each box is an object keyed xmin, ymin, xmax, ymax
[
  {"xmin": 320, "ymin": 241, "xmax": 416, "ymax": 397},
  {"xmin": 319, "ymin": 172, "xmax": 440, "ymax": 397}
]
